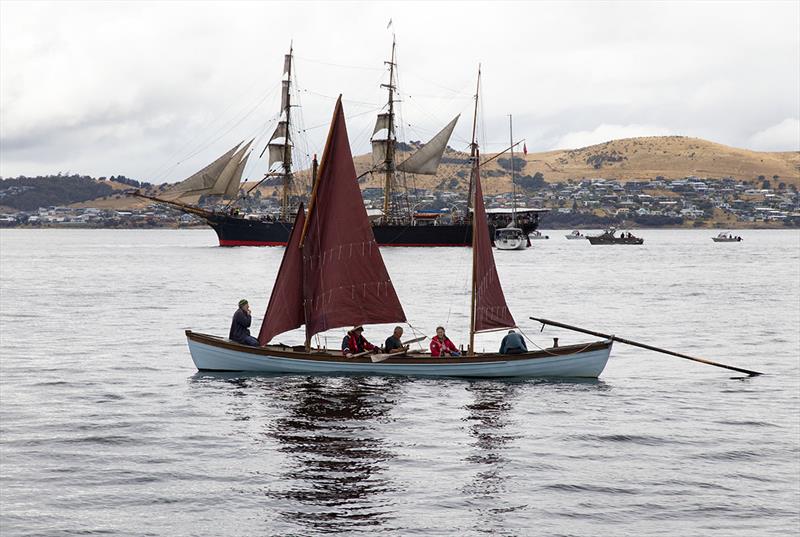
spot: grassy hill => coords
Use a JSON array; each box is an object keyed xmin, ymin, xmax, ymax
[
  {"xmin": 5, "ymin": 136, "xmax": 798, "ymax": 212},
  {"xmin": 338, "ymin": 136, "xmax": 799, "ymax": 196}
]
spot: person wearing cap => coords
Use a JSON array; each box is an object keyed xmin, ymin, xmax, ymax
[
  {"xmin": 499, "ymin": 329, "xmax": 527, "ymax": 354},
  {"xmin": 229, "ymin": 299, "xmax": 259, "ymax": 347},
  {"xmin": 342, "ymin": 326, "xmax": 376, "ymax": 357}
]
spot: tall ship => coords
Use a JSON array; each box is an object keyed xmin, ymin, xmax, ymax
[{"xmin": 136, "ymin": 42, "xmax": 546, "ymax": 246}]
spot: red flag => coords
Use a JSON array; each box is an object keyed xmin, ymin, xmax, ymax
[{"xmin": 523, "ymin": 143, "xmax": 528, "ymax": 155}]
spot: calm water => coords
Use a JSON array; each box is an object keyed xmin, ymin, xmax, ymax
[{"xmin": 1, "ymin": 228, "xmax": 798, "ymax": 536}]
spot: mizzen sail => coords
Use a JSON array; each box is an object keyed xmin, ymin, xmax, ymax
[
  {"xmin": 472, "ymin": 149, "xmax": 516, "ymax": 333},
  {"xmin": 397, "ymin": 115, "xmax": 460, "ymax": 175},
  {"xmin": 301, "ymin": 97, "xmax": 406, "ymax": 338},
  {"xmin": 258, "ymin": 205, "xmax": 306, "ymax": 345}
]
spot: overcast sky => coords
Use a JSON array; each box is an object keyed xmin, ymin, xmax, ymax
[{"xmin": 1, "ymin": 0, "xmax": 798, "ymax": 182}]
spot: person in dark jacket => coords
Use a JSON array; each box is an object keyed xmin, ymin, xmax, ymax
[
  {"xmin": 342, "ymin": 326, "xmax": 376, "ymax": 357},
  {"xmin": 229, "ymin": 299, "xmax": 259, "ymax": 346},
  {"xmin": 384, "ymin": 326, "xmax": 406, "ymax": 353},
  {"xmin": 499, "ymin": 330, "xmax": 527, "ymax": 354}
]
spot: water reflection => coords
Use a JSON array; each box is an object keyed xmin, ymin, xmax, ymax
[
  {"xmin": 195, "ymin": 374, "xmax": 406, "ymax": 534},
  {"xmin": 462, "ymin": 380, "xmax": 524, "ymax": 536}
]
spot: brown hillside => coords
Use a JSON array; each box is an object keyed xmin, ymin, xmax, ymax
[{"xmin": 337, "ymin": 136, "xmax": 800, "ymax": 196}]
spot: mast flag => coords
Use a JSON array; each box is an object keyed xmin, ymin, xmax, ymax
[
  {"xmin": 258, "ymin": 205, "xmax": 306, "ymax": 345},
  {"xmin": 396, "ymin": 115, "xmax": 460, "ymax": 175},
  {"xmin": 472, "ymin": 150, "xmax": 517, "ymax": 333},
  {"xmin": 301, "ymin": 97, "xmax": 406, "ymax": 338}
]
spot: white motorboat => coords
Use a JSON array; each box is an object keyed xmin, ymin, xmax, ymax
[
  {"xmin": 565, "ymin": 230, "xmax": 587, "ymax": 240},
  {"xmin": 495, "ymin": 226, "xmax": 529, "ymax": 250}
]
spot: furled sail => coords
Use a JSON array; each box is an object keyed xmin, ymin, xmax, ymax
[
  {"xmin": 472, "ymin": 149, "xmax": 516, "ymax": 332},
  {"xmin": 397, "ymin": 115, "xmax": 460, "ymax": 175},
  {"xmin": 370, "ymin": 113, "xmax": 393, "ymax": 168},
  {"xmin": 301, "ymin": 97, "xmax": 406, "ymax": 338},
  {"xmin": 258, "ymin": 205, "xmax": 306, "ymax": 345},
  {"xmin": 163, "ymin": 143, "xmax": 241, "ymax": 201}
]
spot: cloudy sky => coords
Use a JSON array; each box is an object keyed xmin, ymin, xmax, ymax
[{"xmin": 1, "ymin": 0, "xmax": 798, "ymax": 182}]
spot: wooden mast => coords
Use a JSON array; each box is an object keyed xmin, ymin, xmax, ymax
[
  {"xmin": 281, "ymin": 43, "xmax": 294, "ymax": 221},
  {"xmin": 381, "ymin": 37, "xmax": 397, "ymax": 222},
  {"xmin": 467, "ymin": 64, "xmax": 481, "ymax": 213},
  {"xmin": 468, "ymin": 68, "xmax": 481, "ymax": 354}
]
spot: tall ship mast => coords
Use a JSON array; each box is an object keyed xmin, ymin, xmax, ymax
[{"xmin": 136, "ymin": 43, "xmax": 546, "ymax": 247}]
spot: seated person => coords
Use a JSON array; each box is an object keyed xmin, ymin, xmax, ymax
[
  {"xmin": 229, "ymin": 299, "xmax": 260, "ymax": 347},
  {"xmin": 342, "ymin": 326, "xmax": 376, "ymax": 357},
  {"xmin": 499, "ymin": 329, "xmax": 527, "ymax": 354},
  {"xmin": 384, "ymin": 326, "xmax": 407, "ymax": 353},
  {"xmin": 430, "ymin": 326, "xmax": 461, "ymax": 357}
]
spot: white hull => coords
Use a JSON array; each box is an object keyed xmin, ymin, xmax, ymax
[
  {"xmin": 495, "ymin": 238, "xmax": 528, "ymax": 250},
  {"xmin": 186, "ymin": 332, "xmax": 612, "ymax": 378}
]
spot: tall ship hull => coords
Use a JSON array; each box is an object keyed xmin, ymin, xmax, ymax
[
  {"xmin": 204, "ymin": 212, "xmax": 542, "ymax": 247},
  {"xmin": 206, "ymin": 212, "xmax": 476, "ymax": 247}
]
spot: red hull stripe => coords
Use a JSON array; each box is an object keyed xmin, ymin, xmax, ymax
[{"xmin": 219, "ymin": 239, "xmax": 469, "ymax": 247}]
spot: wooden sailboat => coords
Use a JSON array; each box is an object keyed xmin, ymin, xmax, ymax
[
  {"xmin": 185, "ymin": 96, "xmax": 612, "ymax": 377},
  {"xmin": 494, "ymin": 115, "xmax": 529, "ymax": 251}
]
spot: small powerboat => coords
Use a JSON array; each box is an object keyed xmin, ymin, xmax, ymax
[
  {"xmin": 528, "ymin": 230, "xmax": 550, "ymax": 240},
  {"xmin": 712, "ymin": 232, "xmax": 742, "ymax": 242},
  {"xmin": 587, "ymin": 228, "xmax": 644, "ymax": 245},
  {"xmin": 565, "ymin": 230, "xmax": 587, "ymax": 240}
]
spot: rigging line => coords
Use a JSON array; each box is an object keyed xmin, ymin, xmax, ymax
[
  {"xmin": 301, "ymin": 107, "xmax": 383, "ymax": 132},
  {"xmin": 294, "ymin": 55, "xmax": 384, "ymax": 72},
  {"xmin": 297, "ymin": 87, "xmax": 381, "ymax": 108},
  {"xmin": 517, "ymin": 326, "xmax": 598, "ymax": 357},
  {"xmin": 148, "ymin": 80, "xmax": 281, "ymax": 182},
  {"xmin": 403, "ymin": 70, "xmax": 475, "ymax": 96}
]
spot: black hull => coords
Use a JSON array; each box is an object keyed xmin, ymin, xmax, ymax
[{"xmin": 204, "ymin": 213, "xmax": 475, "ymax": 246}]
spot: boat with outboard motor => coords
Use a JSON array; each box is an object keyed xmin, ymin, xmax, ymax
[
  {"xmin": 185, "ymin": 95, "xmax": 612, "ymax": 378},
  {"xmin": 565, "ymin": 230, "xmax": 587, "ymax": 240},
  {"xmin": 587, "ymin": 228, "xmax": 644, "ymax": 245},
  {"xmin": 712, "ymin": 232, "xmax": 742, "ymax": 242}
]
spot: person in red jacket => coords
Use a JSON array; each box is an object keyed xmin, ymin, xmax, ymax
[
  {"xmin": 430, "ymin": 326, "xmax": 461, "ymax": 357},
  {"xmin": 342, "ymin": 326, "xmax": 376, "ymax": 357}
]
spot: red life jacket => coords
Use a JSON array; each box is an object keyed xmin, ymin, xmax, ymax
[{"xmin": 430, "ymin": 335, "xmax": 458, "ymax": 357}]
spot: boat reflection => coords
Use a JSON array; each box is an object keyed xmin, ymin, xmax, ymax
[{"xmin": 195, "ymin": 374, "xmax": 406, "ymax": 534}]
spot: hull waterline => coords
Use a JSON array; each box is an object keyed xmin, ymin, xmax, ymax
[{"xmin": 186, "ymin": 331, "xmax": 613, "ymax": 378}]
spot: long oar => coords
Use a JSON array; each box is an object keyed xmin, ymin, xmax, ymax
[
  {"xmin": 530, "ymin": 317, "xmax": 764, "ymax": 377},
  {"xmin": 371, "ymin": 336, "xmax": 428, "ymax": 363},
  {"xmin": 350, "ymin": 336, "xmax": 428, "ymax": 359}
]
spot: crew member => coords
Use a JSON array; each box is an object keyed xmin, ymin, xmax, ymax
[
  {"xmin": 342, "ymin": 326, "xmax": 376, "ymax": 357},
  {"xmin": 499, "ymin": 329, "xmax": 527, "ymax": 354},
  {"xmin": 229, "ymin": 299, "xmax": 259, "ymax": 347},
  {"xmin": 384, "ymin": 326, "xmax": 406, "ymax": 353},
  {"xmin": 430, "ymin": 326, "xmax": 461, "ymax": 357}
]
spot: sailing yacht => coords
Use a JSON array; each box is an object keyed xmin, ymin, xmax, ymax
[
  {"xmin": 185, "ymin": 97, "xmax": 612, "ymax": 377},
  {"xmin": 494, "ymin": 115, "xmax": 529, "ymax": 251}
]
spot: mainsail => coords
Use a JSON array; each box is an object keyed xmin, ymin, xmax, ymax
[
  {"xmin": 397, "ymin": 115, "xmax": 460, "ymax": 175},
  {"xmin": 471, "ymin": 149, "xmax": 516, "ymax": 333},
  {"xmin": 258, "ymin": 205, "xmax": 306, "ymax": 345},
  {"xmin": 301, "ymin": 97, "xmax": 406, "ymax": 338},
  {"xmin": 258, "ymin": 98, "xmax": 406, "ymax": 344}
]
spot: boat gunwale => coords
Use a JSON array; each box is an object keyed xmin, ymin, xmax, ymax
[{"xmin": 186, "ymin": 330, "xmax": 611, "ymax": 364}]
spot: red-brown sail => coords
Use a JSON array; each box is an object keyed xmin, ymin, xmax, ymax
[
  {"xmin": 300, "ymin": 97, "xmax": 406, "ymax": 337},
  {"xmin": 472, "ymin": 151, "xmax": 516, "ymax": 332},
  {"xmin": 258, "ymin": 205, "xmax": 306, "ymax": 345}
]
